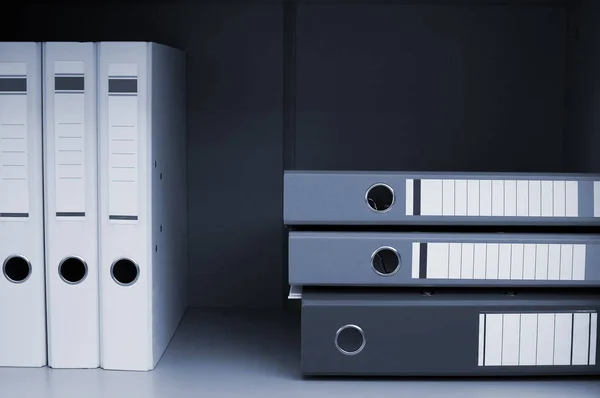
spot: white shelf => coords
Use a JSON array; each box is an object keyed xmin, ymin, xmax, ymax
[{"xmin": 0, "ymin": 309, "xmax": 599, "ymax": 397}]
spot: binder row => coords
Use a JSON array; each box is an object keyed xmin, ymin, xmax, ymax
[
  {"xmin": 284, "ymin": 171, "xmax": 600, "ymax": 376},
  {"xmin": 0, "ymin": 42, "xmax": 187, "ymax": 370}
]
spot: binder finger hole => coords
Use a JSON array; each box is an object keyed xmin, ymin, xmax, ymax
[
  {"xmin": 3, "ymin": 255, "xmax": 31, "ymax": 283},
  {"xmin": 111, "ymin": 258, "xmax": 140, "ymax": 286},
  {"xmin": 365, "ymin": 183, "xmax": 394, "ymax": 212},
  {"xmin": 335, "ymin": 325, "xmax": 366, "ymax": 356},
  {"xmin": 371, "ymin": 246, "xmax": 400, "ymax": 276},
  {"xmin": 59, "ymin": 257, "xmax": 88, "ymax": 284}
]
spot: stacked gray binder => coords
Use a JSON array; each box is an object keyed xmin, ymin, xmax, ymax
[{"xmin": 284, "ymin": 171, "xmax": 600, "ymax": 376}]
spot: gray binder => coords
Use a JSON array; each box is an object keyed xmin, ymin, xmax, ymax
[
  {"xmin": 302, "ymin": 288, "xmax": 600, "ymax": 376},
  {"xmin": 284, "ymin": 171, "xmax": 600, "ymax": 226},
  {"xmin": 289, "ymin": 231, "xmax": 600, "ymax": 287}
]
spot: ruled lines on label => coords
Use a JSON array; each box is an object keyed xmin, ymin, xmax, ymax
[
  {"xmin": 107, "ymin": 63, "xmax": 138, "ymax": 221},
  {"xmin": 0, "ymin": 62, "xmax": 29, "ymax": 218},
  {"xmin": 411, "ymin": 242, "xmax": 586, "ymax": 281},
  {"xmin": 405, "ymin": 179, "xmax": 579, "ymax": 218},
  {"xmin": 478, "ymin": 312, "xmax": 598, "ymax": 366},
  {"xmin": 54, "ymin": 61, "xmax": 86, "ymax": 217}
]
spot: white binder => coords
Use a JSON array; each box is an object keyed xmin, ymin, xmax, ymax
[
  {"xmin": 42, "ymin": 42, "xmax": 99, "ymax": 368},
  {"xmin": 0, "ymin": 42, "xmax": 46, "ymax": 367},
  {"xmin": 98, "ymin": 42, "xmax": 188, "ymax": 371}
]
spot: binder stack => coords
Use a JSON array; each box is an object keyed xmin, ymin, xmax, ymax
[
  {"xmin": 284, "ymin": 171, "xmax": 600, "ymax": 376},
  {"xmin": 0, "ymin": 41, "xmax": 187, "ymax": 371}
]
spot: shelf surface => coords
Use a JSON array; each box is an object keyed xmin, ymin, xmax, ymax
[{"xmin": 0, "ymin": 308, "xmax": 599, "ymax": 397}]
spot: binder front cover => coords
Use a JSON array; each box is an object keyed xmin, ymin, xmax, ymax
[{"xmin": 301, "ymin": 289, "xmax": 600, "ymax": 376}]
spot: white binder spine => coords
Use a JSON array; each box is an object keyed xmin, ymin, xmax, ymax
[
  {"xmin": 42, "ymin": 42, "xmax": 99, "ymax": 368},
  {"xmin": 98, "ymin": 42, "xmax": 187, "ymax": 371},
  {"xmin": 0, "ymin": 42, "xmax": 46, "ymax": 367}
]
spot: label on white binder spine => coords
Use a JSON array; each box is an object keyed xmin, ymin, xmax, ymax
[
  {"xmin": 479, "ymin": 311, "xmax": 597, "ymax": 367},
  {"xmin": 411, "ymin": 242, "xmax": 587, "ymax": 281},
  {"xmin": 406, "ymin": 178, "xmax": 580, "ymax": 218},
  {"xmin": 108, "ymin": 63, "xmax": 138, "ymax": 221},
  {"xmin": 0, "ymin": 62, "xmax": 29, "ymax": 219},
  {"xmin": 54, "ymin": 61, "xmax": 86, "ymax": 217}
]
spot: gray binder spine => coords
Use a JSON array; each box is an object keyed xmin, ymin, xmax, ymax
[
  {"xmin": 301, "ymin": 290, "xmax": 600, "ymax": 376},
  {"xmin": 284, "ymin": 171, "xmax": 600, "ymax": 225},
  {"xmin": 289, "ymin": 232, "xmax": 600, "ymax": 287}
]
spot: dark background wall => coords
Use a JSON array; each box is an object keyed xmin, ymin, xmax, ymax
[
  {"xmin": 565, "ymin": 0, "xmax": 600, "ymax": 173},
  {"xmin": 294, "ymin": 3, "xmax": 567, "ymax": 172},
  {"xmin": 1, "ymin": 0, "xmax": 585, "ymax": 309}
]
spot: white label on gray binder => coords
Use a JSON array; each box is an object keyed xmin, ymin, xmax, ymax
[
  {"xmin": 595, "ymin": 182, "xmax": 600, "ymax": 218},
  {"xmin": 510, "ymin": 244, "xmax": 524, "ymax": 280},
  {"xmin": 479, "ymin": 312, "xmax": 597, "ymax": 366},
  {"xmin": 455, "ymin": 180, "xmax": 467, "ymax": 216},
  {"xmin": 0, "ymin": 62, "xmax": 29, "ymax": 218},
  {"xmin": 108, "ymin": 63, "xmax": 138, "ymax": 221},
  {"xmin": 411, "ymin": 241, "xmax": 420, "ymax": 278},
  {"xmin": 467, "ymin": 180, "xmax": 480, "ymax": 216},
  {"xmin": 420, "ymin": 179, "xmax": 442, "ymax": 216},
  {"xmin": 54, "ymin": 61, "xmax": 86, "ymax": 216},
  {"xmin": 529, "ymin": 181, "xmax": 541, "ymax": 217},
  {"xmin": 411, "ymin": 178, "xmax": 579, "ymax": 218},
  {"xmin": 405, "ymin": 179, "xmax": 413, "ymax": 216},
  {"xmin": 413, "ymin": 243, "xmax": 586, "ymax": 281}
]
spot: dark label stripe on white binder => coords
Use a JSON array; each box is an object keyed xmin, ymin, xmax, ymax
[
  {"xmin": 412, "ymin": 242, "xmax": 587, "ymax": 281},
  {"xmin": 478, "ymin": 312, "xmax": 597, "ymax": 366},
  {"xmin": 0, "ymin": 213, "xmax": 28, "ymax": 218},
  {"xmin": 0, "ymin": 77, "xmax": 26, "ymax": 92},
  {"xmin": 109, "ymin": 215, "xmax": 138, "ymax": 221},
  {"xmin": 54, "ymin": 75, "xmax": 84, "ymax": 92},
  {"xmin": 108, "ymin": 78, "xmax": 138, "ymax": 95},
  {"xmin": 56, "ymin": 212, "xmax": 85, "ymax": 217},
  {"xmin": 405, "ymin": 178, "xmax": 581, "ymax": 218},
  {"xmin": 0, "ymin": 64, "xmax": 30, "ymax": 220}
]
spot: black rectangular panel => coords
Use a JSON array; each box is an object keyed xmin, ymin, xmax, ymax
[
  {"xmin": 55, "ymin": 76, "xmax": 84, "ymax": 91},
  {"xmin": 56, "ymin": 212, "xmax": 85, "ymax": 217},
  {"xmin": 0, "ymin": 212, "xmax": 28, "ymax": 218},
  {"xmin": 109, "ymin": 215, "xmax": 138, "ymax": 221},
  {"xmin": 0, "ymin": 77, "xmax": 26, "ymax": 92},
  {"xmin": 108, "ymin": 78, "xmax": 137, "ymax": 94}
]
